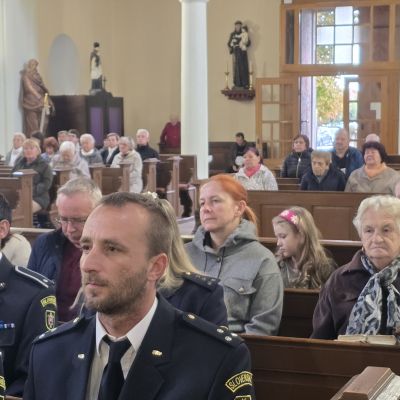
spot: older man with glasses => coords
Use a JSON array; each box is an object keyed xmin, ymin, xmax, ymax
[{"xmin": 28, "ymin": 178, "xmax": 102, "ymax": 322}]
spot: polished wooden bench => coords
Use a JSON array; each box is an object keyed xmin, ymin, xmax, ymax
[
  {"xmin": 0, "ymin": 169, "xmax": 36, "ymax": 228},
  {"xmin": 88, "ymin": 163, "xmax": 130, "ymax": 194},
  {"xmin": 248, "ymin": 190, "xmax": 371, "ymax": 240},
  {"xmin": 243, "ymin": 335, "xmax": 400, "ymax": 400}
]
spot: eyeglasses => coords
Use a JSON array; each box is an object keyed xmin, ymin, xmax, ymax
[{"xmin": 55, "ymin": 216, "xmax": 88, "ymax": 227}]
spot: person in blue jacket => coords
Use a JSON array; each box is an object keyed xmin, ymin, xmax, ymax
[
  {"xmin": 331, "ymin": 128, "xmax": 363, "ymax": 180},
  {"xmin": 300, "ymin": 150, "xmax": 346, "ymax": 191}
]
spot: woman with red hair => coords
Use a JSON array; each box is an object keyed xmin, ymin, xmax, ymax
[{"xmin": 185, "ymin": 174, "xmax": 283, "ymax": 335}]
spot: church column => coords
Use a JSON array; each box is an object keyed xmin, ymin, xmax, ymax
[
  {"xmin": 180, "ymin": 0, "xmax": 209, "ymax": 179},
  {"xmin": 0, "ymin": 0, "xmax": 38, "ymax": 154}
]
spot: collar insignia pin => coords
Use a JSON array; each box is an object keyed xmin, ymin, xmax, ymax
[
  {"xmin": 78, "ymin": 354, "xmax": 85, "ymax": 360},
  {"xmin": 152, "ymin": 350, "xmax": 163, "ymax": 357}
]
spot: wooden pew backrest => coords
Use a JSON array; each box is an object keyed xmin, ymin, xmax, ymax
[
  {"xmin": 244, "ymin": 335, "xmax": 400, "ymax": 400},
  {"xmin": 248, "ymin": 190, "xmax": 371, "ymax": 240}
]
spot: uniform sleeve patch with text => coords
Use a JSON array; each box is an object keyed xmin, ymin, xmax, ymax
[
  {"xmin": 41, "ymin": 295, "xmax": 56, "ymax": 308},
  {"xmin": 225, "ymin": 371, "xmax": 253, "ymax": 393}
]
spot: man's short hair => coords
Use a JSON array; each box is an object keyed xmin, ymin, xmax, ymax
[
  {"xmin": 0, "ymin": 194, "xmax": 12, "ymax": 224},
  {"xmin": 235, "ymin": 132, "xmax": 245, "ymax": 140},
  {"xmin": 57, "ymin": 130, "xmax": 68, "ymax": 138},
  {"xmin": 107, "ymin": 132, "xmax": 120, "ymax": 140},
  {"xmin": 99, "ymin": 192, "xmax": 173, "ymax": 259},
  {"xmin": 335, "ymin": 128, "xmax": 349, "ymax": 140},
  {"xmin": 136, "ymin": 129, "xmax": 150, "ymax": 139},
  {"xmin": 311, "ymin": 150, "xmax": 331, "ymax": 164},
  {"xmin": 56, "ymin": 178, "xmax": 102, "ymax": 208}
]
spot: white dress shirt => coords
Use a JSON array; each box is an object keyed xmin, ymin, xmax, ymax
[{"xmin": 85, "ymin": 298, "xmax": 158, "ymax": 400}]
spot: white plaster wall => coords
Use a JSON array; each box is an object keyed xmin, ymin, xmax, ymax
[{"xmin": 0, "ymin": 0, "xmax": 38, "ymax": 155}]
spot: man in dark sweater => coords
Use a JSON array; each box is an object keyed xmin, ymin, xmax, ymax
[
  {"xmin": 226, "ymin": 132, "xmax": 251, "ymax": 173},
  {"xmin": 136, "ymin": 128, "xmax": 159, "ymax": 160},
  {"xmin": 300, "ymin": 150, "xmax": 346, "ymax": 191}
]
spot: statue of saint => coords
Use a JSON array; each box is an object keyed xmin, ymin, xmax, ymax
[
  {"xmin": 227, "ymin": 21, "xmax": 251, "ymax": 89},
  {"xmin": 90, "ymin": 42, "xmax": 103, "ymax": 92},
  {"xmin": 20, "ymin": 59, "xmax": 53, "ymax": 136}
]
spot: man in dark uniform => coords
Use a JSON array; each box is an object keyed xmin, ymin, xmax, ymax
[
  {"xmin": 0, "ymin": 194, "xmax": 57, "ymax": 397},
  {"xmin": 25, "ymin": 192, "xmax": 254, "ymax": 400}
]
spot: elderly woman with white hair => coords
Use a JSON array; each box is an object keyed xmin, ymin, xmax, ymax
[
  {"xmin": 312, "ymin": 195, "xmax": 400, "ymax": 339},
  {"xmin": 79, "ymin": 133, "xmax": 103, "ymax": 165},
  {"xmin": 111, "ymin": 136, "xmax": 143, "ymax": 193},
  {"xmin": 51, "ymin": 140, "xmax": 91, "ymax": 179},
  {"xmin": 5, "ymin": 132, "xmax": 26, "ymax": 167}
]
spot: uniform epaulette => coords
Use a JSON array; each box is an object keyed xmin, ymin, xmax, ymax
[
  {"xmin": 182, "ymin": 271, "xmax": 220, "ymax": 291},
  {"xmin": 34, "ymin": 315, "xmax": 85, "ymax": 343},
  {"xmin": 182, "ymin": 312, "xmax": 243, "ymax": 347},
  {"xmin": 14, "ymin": 266, "xmax": 54, "ymax": 289}
]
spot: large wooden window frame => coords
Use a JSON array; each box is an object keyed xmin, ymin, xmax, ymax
[{"xmin": 277, "ymin": 0, "xmax": 400, "ymax": 153}]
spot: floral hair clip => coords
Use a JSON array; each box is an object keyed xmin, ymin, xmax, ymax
[
  {"xmin": 143, "ymin": 191, "xmax": 159, "ymax": 200},
  {"xmin": 279, "ymin": 209, "xmax": 299, "ymax": 226}
]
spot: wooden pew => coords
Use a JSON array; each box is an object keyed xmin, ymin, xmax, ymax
[
  {"xmin": 243, "ymin": 335, "xmax": 400, "ymax": 400},
  {"xmin": 278, "ymin": 288, "xmax": 319, "ymax": 338},
  {"xmin": 0, "ymin": 170, "xmax": 36, "ymax": 228},
  {"xmin": 248, "ymin": 190, "xmax": 371, "ymax": 240},
  {"xmin": 142, "ymin": 158, "xmax": 159, "ymax": 192},
  {"xmin": 159, "ymin": 155, "xmax": 181, "ymax": 215},
  {"xmin": 101, "ymin": 163, "xmax": 131, "ymax": 194},
  {"xmin": 160, "ymin": 154, "xmax": 197, "ymax": 217}
]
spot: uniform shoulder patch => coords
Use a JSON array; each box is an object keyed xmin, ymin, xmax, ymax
[
  {"xmin": 34, "ymin": 315, "xmax": 85, "ymax": 343},
  {"xmin": 182, "ymin": 312, "xmax": 243, "ymax": 347},
  {"xmin": 14, "ymin": 266, "xmax": 54, "ymax": 288},
  {"xmin": 182, "ymin": 272, "xmax": 220, "ymax": 291}
]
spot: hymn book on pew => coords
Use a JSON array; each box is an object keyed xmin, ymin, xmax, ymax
[{"xmin": 336, "ymin": 334, "xmax": 397, "ymax": 346}]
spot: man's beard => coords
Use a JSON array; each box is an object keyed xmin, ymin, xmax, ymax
[{"xmin": 82, "ymin": 268, "xmax": 148, "ymax": 316}]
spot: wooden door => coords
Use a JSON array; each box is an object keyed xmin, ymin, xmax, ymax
[{"xmin": 255, "ymin": 77, "xmax": 299, "ymax": 161}]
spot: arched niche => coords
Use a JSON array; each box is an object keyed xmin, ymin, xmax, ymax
[{"xmin": 48, "ymin": 34, "xmax": 79, "ymax": 95}]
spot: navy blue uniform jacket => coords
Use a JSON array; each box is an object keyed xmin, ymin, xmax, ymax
[
  {"xmin": 0, "ymin": 255, "xmax": 57, "ymax": 396},
  {"xmin": 24, "ymin": 296, "xmax": 254, "ymax": 400}
]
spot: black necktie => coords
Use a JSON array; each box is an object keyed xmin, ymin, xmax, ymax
[{"xmin": 98, "ymin": 337, "xmax": 131, "ymax": 400}]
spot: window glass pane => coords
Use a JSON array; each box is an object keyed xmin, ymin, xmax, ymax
[
  {"xmin": 335, "ymin": 26, "xmax": 353, "ymax": 44},
  {"xmin": 373, "ymin": 5, "xmax": 389, "ymax": 61},
  {"xmin": 317, "ymin": 26, "xmax": 334, "ymax": 45},
  {"xmin": 286, "ymin": 10, "xmax": 295, "ymax": 64},
  {"xmin": 334, "ymin": 45, "xmax": 352, "ymax": 63},
  {"xmin": 317, "ymin": 10, "xmax": 334, "ymax": 26},
  {"xmin": 353, "ymin": 26, "xmax": 369, "ymax": 44},
  {"xmin": 316, "ymin": 45, "xmax": 333, "ymax": 64},
  {"xmin": 335, "ymin": 6, "xmax": 353, "ymax": 25},
  {"xmin": 349, "ymin": 102, "xmax": 358, "ymax": 120},
  {"xmin": 349, "ymin": 81, "xmax": 359, "ymax": 101},
  {"xmin": 353, "ymin": 45, "xmax": 360, "ymax": 65}
]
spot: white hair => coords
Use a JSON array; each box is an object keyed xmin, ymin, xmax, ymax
[
  {"xmin": 353, "ymin": 195, "xmax": 400, "ymax": 236},
  {"xmin": 59, "ymin": 140, "xmax": 76, "ymax": 154},
  {"xmin": 13, "ymin": 132, "xmax": 26, "ymax": 140},
  {"xmin": 136, "ymin": 129, "xmax": 150, "ymax": 139},
  {"xmin": 119, "ymin": 136, "xmax": 135, "ymax": 150},
  {"xmin": 80, "ymin": 133, "xmax": 95, "ymax": 145}
]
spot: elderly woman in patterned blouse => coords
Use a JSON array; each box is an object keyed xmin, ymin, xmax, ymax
[{"xmin": 234, "ymin": 147, "xmax": 278, "ymax": 191}]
